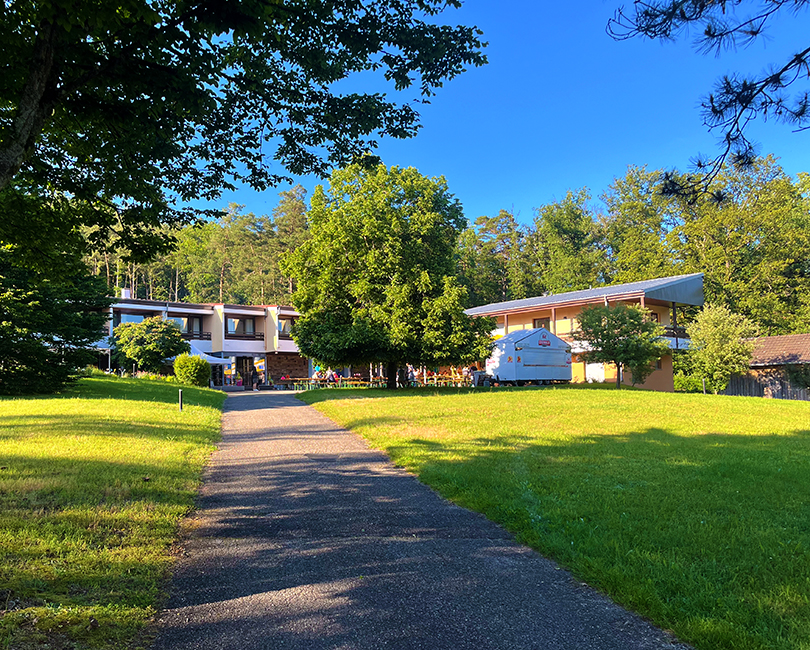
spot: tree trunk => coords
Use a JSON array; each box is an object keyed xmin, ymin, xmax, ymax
[
  {"xmin": 0, "ymin": 24, "xmax": 58, "ymax": 192},
  {"xmin": 386, "ymin": 361, "xmax": 398, "ymax": 390}
]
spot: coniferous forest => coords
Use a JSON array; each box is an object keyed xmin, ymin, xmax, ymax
[{"xmin": 88, "ymin": 156, "xmax": 810, "ymax": 336}]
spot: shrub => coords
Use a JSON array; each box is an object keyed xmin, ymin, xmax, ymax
[
  {"xmin": 135, "ymin": 371, "xmax": 178, "ymax": 383},
  {"xmin": 173, "ymin": 354, "xmax": 212, "ymax": 387},
  {"xmin": 674, "ymin": 371, "xmax": 703, "ymax": 393}
]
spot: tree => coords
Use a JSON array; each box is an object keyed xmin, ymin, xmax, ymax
[
  {"xmin": 113, "ymin": 316, "xmax": 190, "ymax": 374},
  {"xmin": 575, "ymin": 304, "xmax": 670, "ymax": 389},
  {"xmin": 686, "ymin": 304, "xmax": 759, "ymax": 394},
  {"xmin": 282, "ymin": 162, "xmax": 493, "ymax": 389},
  {"xmin": 456, "ymin": 210, "xmax": 537, "ymax": 306},
  {"xmin": 608, "ymin": 1, "xmax": 810, "ymax": 194},
  {"xmin": 0, "ymin": 249, "xmax": 112, "ymax": 394},
  {"xmin": 601, "ymin": 166, "xmax": 678, "ymax": 283},
  {"xmin": 599, "ymin": 157, "xmax": 810, "ymax": 335},
  {"xmin": 529, "ymin": 189, "xmax": 607, "ymax": 294},
  {"xmin": 669, "ymin": 156, "xmax": 810, "ymax": 334},
  {"xmin": 1, "ymin": 1, "xmax": 486, "ymax": 260}
]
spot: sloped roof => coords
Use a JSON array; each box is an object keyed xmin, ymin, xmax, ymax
[
  {"xmin": 465, "ymin": 273, "xmax": 704, "ymax": 317},
  {"xmin": 750, "ymin": 334, "xmax": 810, "ymax": 367}
]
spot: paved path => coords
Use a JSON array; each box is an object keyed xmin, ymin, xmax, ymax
[{"xmin": 151, "ymin": 392, "xmax": 688, "ymax": 650}]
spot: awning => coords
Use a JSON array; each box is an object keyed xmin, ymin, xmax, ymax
[
  {"xmin": 167, "ymin": 343, "xmax": 232, "ymax": 365},
  {"xmin": 189, "ymin": 343, "xmax": 232, "ymax": 365}
]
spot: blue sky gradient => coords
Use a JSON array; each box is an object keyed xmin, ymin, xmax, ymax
[{"xmin": 198, "ymin": 0, "xmax": 810, "ymax": 226}]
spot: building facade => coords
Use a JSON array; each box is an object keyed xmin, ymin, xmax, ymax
[
  {"xmin": 465, "ymin": 274, "xmax": 705, "ymax": 392},
  {"xmin": 99, "ymin": 294, "xmax": 308, "ymax": 385}
]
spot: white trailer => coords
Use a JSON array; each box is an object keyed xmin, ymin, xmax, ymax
[{"xmin": 485, "ymin": 328, "xmax": 572, "ymax": 386}]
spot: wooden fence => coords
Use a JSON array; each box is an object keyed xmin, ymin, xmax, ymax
[{"xmin": 724, "ymin": 371, "xmax": 810, "ymax": 402}]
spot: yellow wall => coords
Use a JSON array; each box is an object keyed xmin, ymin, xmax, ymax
[
  {"xmin": 501, "ymin": 301, "xmax": 675, "ymax": 392},
  {"xmin": 568, "ymin": 354, "xmax": 674, "ymax": 392},
  {"xmin": 504, "ymin": 302, "xmax": 670, "ymax": 337},
  {"xmin": 211, "ymin": 306, "xmax": 224, "ymax": 350},
  {"xmin": 265, "ymin": 310, "xmax": 278, "ymax": 352}
]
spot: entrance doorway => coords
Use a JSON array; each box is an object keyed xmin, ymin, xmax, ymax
[{"xmin": 236, "ymin": 357, "xmax": 253, "ymax": 388}]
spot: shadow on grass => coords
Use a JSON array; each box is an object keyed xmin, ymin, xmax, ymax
[
  {"xmin": 370, "ymin": 425, "xmax": 810, "ymax": 650},
  {"xmin": 0, "ymin": 412, "xmax": 220, "ymax": 445},
  {"xmin": 0, "ymin": 454, "xmax": 203, "ymax": 640},
  {"xmin": 0, "ymin": 376, "xmax": 226, "ymax": 409},
  {"xmin": 297, "ymin": 383, "xmax": 636, "ymax": 406}
]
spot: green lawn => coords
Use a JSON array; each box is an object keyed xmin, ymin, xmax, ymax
[
  {"xmin": 0, "ymin": 376, "xmax": 225, "ymax": 650},
  {"xmin": 300, "ymin": 385, "xmax": 810, "ymax": 650}
]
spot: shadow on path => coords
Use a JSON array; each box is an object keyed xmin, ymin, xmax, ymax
[{"xmin": 151, "ymin": 392, "xmax": 688, "ymax": 650}]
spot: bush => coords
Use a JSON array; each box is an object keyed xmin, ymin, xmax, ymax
[
  {"xmin": 674, "ymin": 371, "xmax": 704, "ymax": 393},
  {"xmin": 173, "ymin": 354, "xmax": 212, "ymax": 387},
  {"xmin": 135, "ymin": 371, "xmax": 178, "ymax": 383}
]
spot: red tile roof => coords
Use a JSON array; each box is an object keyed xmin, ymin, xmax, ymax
[{"xmin": 750, "ymin": 334, "xmax": 810, "ymax": 367}]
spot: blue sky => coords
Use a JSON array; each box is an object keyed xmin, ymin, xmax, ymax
[{"xmin": 200, "ymin": 0, "xmax": 810, "ymax": 227}]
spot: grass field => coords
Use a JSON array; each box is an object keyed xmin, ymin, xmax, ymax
[
  {"xmin": 301, "ymin": 385, "xmax": 810, "ymax": 650},
  {"xmin": 0, "ymin": 376, "xmax": 225, "ymax": 650}
]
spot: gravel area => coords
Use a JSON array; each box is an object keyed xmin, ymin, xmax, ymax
[{"xmin": 150, "ymin": 391, "xmax": 690, "ymax": 650}]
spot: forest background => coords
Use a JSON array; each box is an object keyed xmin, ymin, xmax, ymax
[{"xmin": 89, "ymin": 155, "xmax": 810, "ymax": 337}]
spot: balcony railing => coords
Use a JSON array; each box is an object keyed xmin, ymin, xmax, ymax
[
  {"xmin": 181, "ymin": 331, "xmax": 212, "ymax": 340},
  {"xmin": 663, "ymin": 326, "xmax": 688, "ymax": 339},
  {"xmin": 548, "ymin": 329, "xmax": 688, "ymax": 341},
  {"xmin": 225, "ymin": 332, "xmax": 265, "ymax": 341}
]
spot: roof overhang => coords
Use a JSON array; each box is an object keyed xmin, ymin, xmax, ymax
[{"xmin": 466, "ymin": 273, "xmax": 704, "ymax": 317}]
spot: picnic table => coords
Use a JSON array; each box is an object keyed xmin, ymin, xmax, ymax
[{"xmin": 421, "ymin": 374, "xmax": 471, "ymax": 387}]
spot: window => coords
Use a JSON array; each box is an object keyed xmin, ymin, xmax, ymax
[
  {"xmin": 113, "ymin": 313, "xmax": 149, "ymax": 327},
  {"xmin": 168, "ymin": 317, "xmax": 187, "ymax": 332},
  {"xmin": 533, "ymin": 317, "xmax": 550, "ymax": 330},
  {"xmin": 166, "ymin": 316, "xmax": 202, "ymax": 334},
  {"xmin": 649, "ymin": 312, "xmax": 660, "ymax": 323},
  {"xmin": 227, "ymin": 317, "xmax": 255, "ymax": 335},
  {"xmin": 278, "ymin": 318, "xmax": 294, "ymax": 336}
]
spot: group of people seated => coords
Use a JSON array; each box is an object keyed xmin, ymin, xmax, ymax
[
  {"xmin": 305, "ymin": 363, "xmax": 482, "ymax": 387},
  {"xmin": 405, "ymin": 364, "xmax": 479, "ymax": 385},
  {"xmin": 311, "ymin": 367, "xmax": 341, "ymax": 383}
]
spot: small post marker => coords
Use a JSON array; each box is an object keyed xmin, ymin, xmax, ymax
[
  {"xmin": 179, "ymin": 389, "xmax": 183, "ymax": 412},
  {"xmin": 702, "ymin": 378, "xmax": 706, "ymax": 395}
]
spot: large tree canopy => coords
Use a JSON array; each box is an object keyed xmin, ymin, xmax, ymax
[
  {"xmin": 0, "ymin": 0, "xmax": 486, "ymax": 260},
  {"xmin": 282, "ymin": 162, "xmax": 493, "ymax": 388},
  {"xmin": 609, "ymin": 1, "xmax": 810, "ymax": 192}
]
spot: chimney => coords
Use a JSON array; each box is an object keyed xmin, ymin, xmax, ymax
[{"xmin": 119, "ymin": 287, "xmax": 131, "ymax": 299}]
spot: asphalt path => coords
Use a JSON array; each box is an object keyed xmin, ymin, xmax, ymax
[{"xmin": 150, "ymin": 391, "xmax": 690, "ymax": 650}]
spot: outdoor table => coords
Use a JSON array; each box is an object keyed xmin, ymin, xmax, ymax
[
  {"xmin": 339, "ymin": 379, "xmax": 369, "ymax": 388},
  {"xmin": 292, "ymin": 378, "xmax": 324, "ymax": 390}
]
